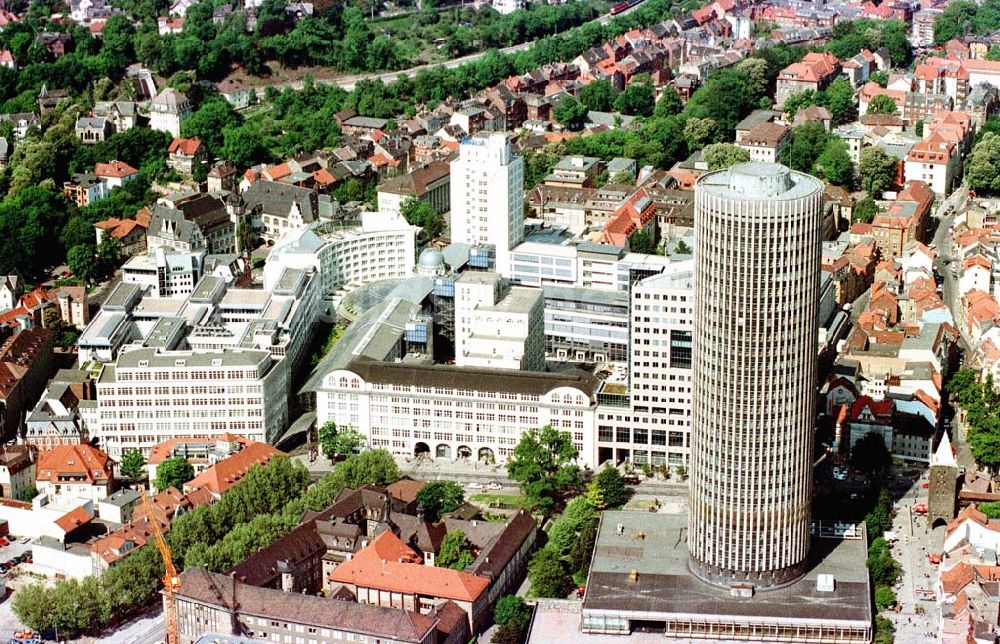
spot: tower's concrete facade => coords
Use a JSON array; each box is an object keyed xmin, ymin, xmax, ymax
[{"xmin": 689, "ymin": 162, "xmax": 824, "ymax": 588}]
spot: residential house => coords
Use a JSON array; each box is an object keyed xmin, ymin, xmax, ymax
[
  {"xmin": 0, "ymin": 113, "xmax": 39, "ymax": 140},
  {"xmin": 53, "ymin": 286, "xmax": 89, "ymax": 329},
  {"xmin": 94, "ymin": 160, "xmax": 139, "ymax": 190},
  {"xmin": 0, "ymin": 327, "xmax": 55, "ymax": 440},
  {"xmin": 94, "ymin": 216, "xmax": 148, "ymax": 257},
  {"xmin": 147, "ymin": 194, "xmax": 234, "ymax": 255},
  {"xmin": 870, "ymin": 180, "xmax": 935, "ymax": 259},
  {"xmin": 215, "ymin": 79, "xmax": 254, "ymax": 110},
  {"xmin": 341, "ymin": 116, "xmax": 390, "ymax": 137},
  {"xmin": 36, "ymin": 444, "xmax": 114, "ymax": 506},
  {"xmin": 149, "ymin": 88, "xmax": 192, "ymax": 138},
  {"xmin": 238, "ymin": 181, "xmax": 321, "ymax": 243},
  {"xmin": 207, "ymin": 160, "xmax": 238, "ymax": 193},
  {"xmin": 75, "ymin": 116, "xmax": 110, "ymax": 143},
  {"xmin": 93, "ymin": 101, "xmax": 136, "ymax": 133},
  {"xmin": 167, "ymin": 137, "xmax": 208, "ymax": 176},
  {"xmin": 36, "ymin": 34, "xmax": 71, "ymax": 59},
  {"xmin": 775, "ymin": 52, "xmax": 841, "ymax": 106},
  {"xmin": 738, "ymin": 121, "xmax": 790, "ymax": 163},
  {"xmin": 0, "ymin": 275, "xmax": 21, "ymax": 312},
  {"xmin": 63, "ymin": 174, "xmax": 107, "ymax": 207},
  {"xmin": 172, "ymin": 439, "xmax": 280, "ymax": 498},
  {"xmin": 905, "ymin": 134, "xmax": 960, "ymax": 197},
  {"xmin": 0, "ymin": 444, "xmax": 34, "ymax": 500},
  {"xmin": 25, "ymin": 371, "xmax": 94, "ymax": 450},
  {"xmin": 172, "ymin": 568, "xmax": 456, "ymax": 644},
  {"xmin": 0, "ymin": 50, "xmax": 16, "ymax": 71},
  {"xmin": 377, "ymin": 161, "xmax": 451, "ymax": 220}
]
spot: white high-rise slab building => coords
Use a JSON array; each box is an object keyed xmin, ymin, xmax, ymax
[
  {"xmin": 450, "ymin": 133, "xmax": 524, "ymax": 277},
  {"xmin": 689, "ymin": 162, "xmax": 823, "ymax": 588}
]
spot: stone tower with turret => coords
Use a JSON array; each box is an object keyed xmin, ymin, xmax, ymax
[{"xmin": 929, "ymin": 431, "xmax": 960, "ymax": 527}]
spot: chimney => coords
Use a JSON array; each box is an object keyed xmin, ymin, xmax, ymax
[{"xmin": 629, "ymin": 569, "xmax": 638, "ymax": 583}]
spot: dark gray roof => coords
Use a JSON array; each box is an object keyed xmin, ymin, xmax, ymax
[
  {"xmin": 242, "ymin": 181, "xmax": 319, "ymax": 222},
  {"xmin": 343, "ymin": 358, "xmax": 598, "ymax": 397},
  {"xmin": 177, "ymin": 568, "xmax": 438, "ymax": 642}
]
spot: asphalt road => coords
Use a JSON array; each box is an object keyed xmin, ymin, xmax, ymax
[
  {"xmin": 931, "ymin": 185, "xmax": 970, "ymax": 349},
  {"xmin": 255, "ymin": 2, "xmax": 645, "ymax": 95}
]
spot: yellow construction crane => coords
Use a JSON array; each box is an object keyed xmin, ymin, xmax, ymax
[{"xmin": 140, "ymin": 488, "xmax": 180, "ymax": 644}]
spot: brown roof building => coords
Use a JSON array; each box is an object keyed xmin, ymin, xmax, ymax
[
  {"xmin": 0, "ymin": 327, "xmax": 54, "ymax": 441},
  {"xmin": 172, "ymin": 567, "xmax": 461, "ymax": 644}
]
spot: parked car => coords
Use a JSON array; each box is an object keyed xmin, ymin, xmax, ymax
[{"xmin": 486, "ymin": 481, "xmax": 502, "ymax": 490}]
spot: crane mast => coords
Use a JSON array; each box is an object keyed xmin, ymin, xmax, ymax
[{"xmin": 140, "ymin": 488, "xmax": 180, "ymax": 644}]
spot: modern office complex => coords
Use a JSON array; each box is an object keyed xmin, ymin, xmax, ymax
[
  {"xmin": 552, "ymin": 163, "xmax": 873, "ymax": 643},
  {"xmin": 263, "ymin": 213, "xmax": 418, "ymax": 320},
  {"xmin": 689, "ymin": 162, "xmax": 823, "ymax": 587},
  {"xmin": 450, "ymin": 133, "xmax": 524, "ymax": 277}
]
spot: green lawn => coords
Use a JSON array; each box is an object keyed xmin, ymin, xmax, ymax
[{"xmin": 470, "ymin": 493, "xmax": 530, "ymax": 509}]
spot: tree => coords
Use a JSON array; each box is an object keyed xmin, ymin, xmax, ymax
[
  {"xmin": 702, "ymin": 142, "xmax": 749, "ymax": 170},
  {"xmin": 120, "ymin": 449, "xmax": 146, "ymax": 480},
  {"xmin": 317, "ymin": 422, "xmax": 366, "ymax": 460},
  {"xmin": 780, "ymin": 122, "xmax": 830, "ymax": 173},
  {"xmin": 569, "ymin": 515, "xmax": 598, "ymax": 576},
  {"xmin": 654, "ymin": 88, "xmax": 683, "ymax": 118},
  {"xmin": 17, "ymin": 485, "xmax": 37, "ymax": 502},
  {"xmin": 614, "ymin": 81, "xmax": 655, "ymax": 117},
  {"xmin": 628, "ymin": 229, "xmax": 656, "ymax": 254},
  {"xmin": 867, "ymin": 537, "xmax": 901, "ymax": 586},
  {"xmin": 875, "ymin": 585, "xmax": 897, "ymax": 611},
  {"xmin": 437, "ymin": 530, "xmax": 475, "ymax": 570},
  {"xmin": 869, "ymin": 71, "xmax": 889, "ymax": 87},
  {"xmin": 875, "ymin": 616, "xmax": 894, "ymax": 644},
  {"xmin": 814, "ymin": 138, "xmax": 855, "ymax": 187},
  {"xmin": 851, "ymin": 432, "xmax": 892, "ymax": 476},
  {"xmin": 528, "ymin": 548, "xmax": 570, "ymax": 598},
  {"xmin": 966, "ymin": 132, "xmax": 1000, "ymax": 194},
  {"xmin": 507, "ymin": 425, "xmax": 581, "ymax": 512},
  {"xmin": 674, "ymin": 239, "xmax": 692, "ymax": 255},
  {"xmin": 553, "ymin": 95, "xmax": 588, "ymax": 131},
  {"xmin": 867, "ymin": 95, "xmax": 898, "ymax": 115},
  {"xmin": 933, "ymin": 0, "xmax": 978, "ymax": 45},
  {"xmin": 495, "ymin": 595, "xmax": 530, "ymax": 626},
  {"xmin": 222, "ymin": 124, "xmax": 271, "ymax": 169},
  {"xmin": 853, "ymin": 196, "xmax": 880, "ymax": 223},
  {"xmin": 180, "ymin": 98, "xmax": 239, "ymax": 154},
  {"xmin": 683, "ymin": 117, "xmax": 718, "ymax": 149},
  {"xmin": 400, "ymin": 198, "xmax": 445, "ymax": 240},
  {"xmin": 592, "ymin": 465, "xmax": 627, "ymax": 509},
  {"xmin": 328, "ymin": 449, "xmax": 399, "ymax": 488},
  {"xmin": 155, "ymin": 456, "xmax": 195, "ymax": 491},
  {"xmin": 859, "ymin": 146, "xmax": 897, "ymax": 197},
  {"xmin": 579, "ymin": 80, "xmax": 616, "ymax": 112},
  {"xmin": 415, "ymin": 480, "xmax": 465, "ymax": 522}
]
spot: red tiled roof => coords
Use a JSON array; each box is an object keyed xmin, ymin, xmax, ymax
[
  {"xmin": 94, "ymin": 160, "xmax": 138, "ymax": 179},
  {"xmin": 168, "ymin": 137, "xmax": 203, "ymax": 156},
  {"xmin": 329, "ymin": 531, "xmax": 489, "ymax": 602},
  {"xmin": 849, "ymin": 395, "xmax": 893, "ymax": 421},
  {"xmin": 148, "ymin": 433, "xmax": 250, "ymax": 465},
  {"xmin": 183, "ymin": 441, "xmax": 282, "ymax": 495},
  {"xmin": 55, "ymin": 505, "xmax": 92, "ymax": 534},
  {"xmin": 36, "ymin": 444, "xmax": 113, "ymax": 484}
]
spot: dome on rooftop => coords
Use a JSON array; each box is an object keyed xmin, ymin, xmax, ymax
[{"xmin": 416, "ymin": 248, "xmax": 445, "ymax": 276}]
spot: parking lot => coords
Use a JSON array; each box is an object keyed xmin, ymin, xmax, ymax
[{"xmin": 0, "ymin": 539, "xmax": 38, "ymax": 643}]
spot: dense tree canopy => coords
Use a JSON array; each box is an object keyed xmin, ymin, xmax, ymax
[
  {"xmin": 859, "ymin": 146, "xmax": 898, "ymax": 197},
  {"xmin": 967, "ymin": 132, "xmax": 1000, "ymax": 194},
  {"xmin": 508, "ymin": 425, "xmax": 581, "ymax": 512},
  {"xmin": 155, "ymin": 456, "xmax": 196, "ymax": 491},
  {"xmin": 415, "ymin": 480, "xmax": 465, "ymax": 522},
  {"xmin": 703, "ymin": 143, "xmax": 750, "ymax": 170}
]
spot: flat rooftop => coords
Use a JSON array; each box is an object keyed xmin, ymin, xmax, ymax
[{"xmin": 582, "ymin": 511, "xmax": 872, "ymax": 630}]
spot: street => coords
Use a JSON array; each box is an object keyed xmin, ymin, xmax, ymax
[
  {"xmin": 254, "ymin": 2, "xmax": 646, "ymax": 95},
  {"xmin": 883, "ymin": 470, "xmax": 945, "ymax": 643},
  {"xmin": 932, "ymin": 186, "xmax": 970, "ymax": 350}
]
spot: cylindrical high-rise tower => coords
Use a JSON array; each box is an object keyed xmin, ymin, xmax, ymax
[{"xmin": 688, "ymin": 162, "xmax": 823, "ymax": 589}]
